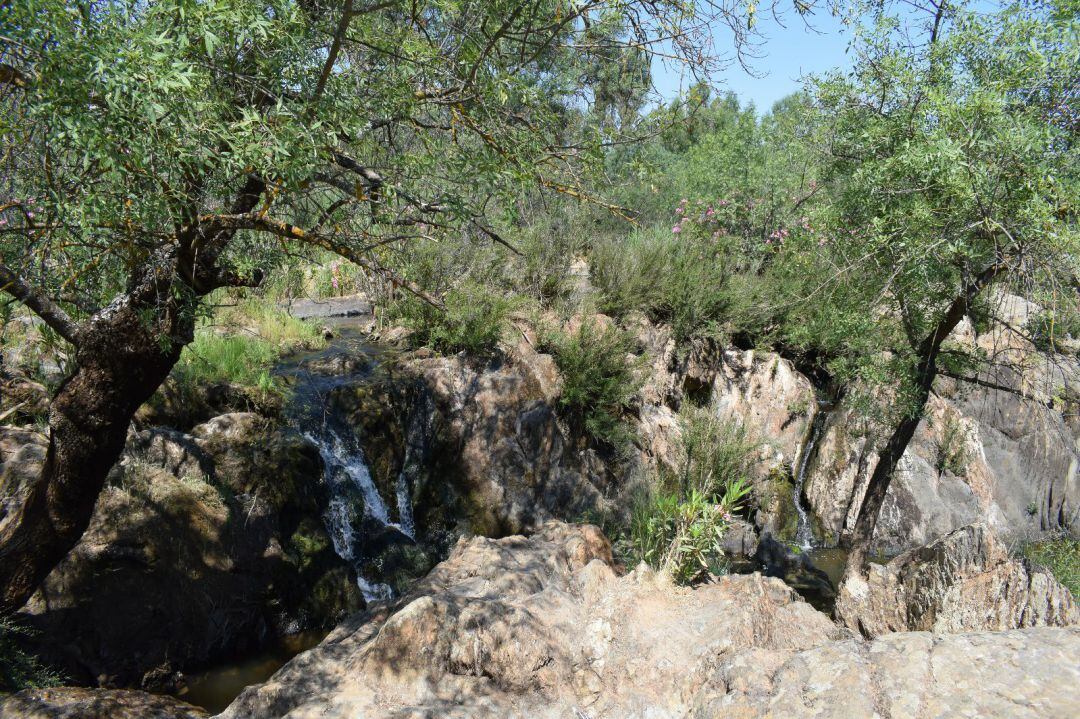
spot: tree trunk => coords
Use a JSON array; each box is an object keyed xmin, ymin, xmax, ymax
[
  {"xmin": 0, "ymin": 296, "xmax": 189, "ymax": 614},
  {"xmin": 843, "ymin": 263, "xmax": 1001, "ymax": 571}
]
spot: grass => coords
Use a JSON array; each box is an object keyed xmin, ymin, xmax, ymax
[
  {"xmin": 1023, "ymin": 534, "xmax": 1079, "ymax": 598},
  {"xmin": 173, "ymin": 296, "xmax": 326, "ymax": 398},
  {"xmin": 0, "ymin": 615, "xmax": 63, "ymax": 692}
]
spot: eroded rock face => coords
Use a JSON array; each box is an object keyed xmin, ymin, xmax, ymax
[
  {"xmin": 0, "ymin": 687, "xmax": 207, "ymax": 719},
  {"xmin": 221, "ymin": 521, "xmax": 841, "ymax": 719},
  {"xmin": 332, "ymin": 343, "xmax": 607, "ymax": 544},
  {"xmin": 221, "ymin": 522, "xmax": 1080, "ymax": 719},
  {"xmin": 15, "ymin": 415, "xmax": 361, "ymax": 689},
  {"xmin": 836, "ymin": 523, "xmax": 1079, "ymax": 637}
]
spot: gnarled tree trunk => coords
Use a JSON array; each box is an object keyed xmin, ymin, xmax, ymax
[{"xmin": 0, "ymin": 294, "xmax": 192, "ymax": 614}]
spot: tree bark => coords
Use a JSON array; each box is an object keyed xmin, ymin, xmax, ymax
[{"xmin": 0, "ymin": 293, "xmax": 191, "ymax": 614}]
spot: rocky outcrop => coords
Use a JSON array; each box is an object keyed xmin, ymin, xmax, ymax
[
  {"xmin": 691, "ymin": 627, "xmax": 1080, "ymax": 719},
  {"xmin": 11, "ymin": 415, "xmax": 361, "ymax": 689},
  {"xmin": 836, "ymin": 523, "xmax": 1079, "ymax": 637},
  {"xmin": 0, "ymin": 687, "xmax": 207, "ymax": 719},
  {"xmin": 803, "ymin": 294, "xmax": 1080, "ymax": 553},
  {"xmin": 221, "ymin": 521, "xmax": 841, "ymax": 718},
  {"xmin": 331, "ymin": 342, "xmax": 608, "ymax": 544},
  {"xmin": 221, "ymin": 522, "xmax": 1080, "ymax": 719}
]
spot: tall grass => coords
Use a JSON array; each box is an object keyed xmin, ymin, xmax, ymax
[{"xmin": 1023, "ymin": 533, "xmax": 1079, "ymax": 598}]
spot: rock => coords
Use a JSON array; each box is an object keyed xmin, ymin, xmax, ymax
[
  {"xmin": 279, "ymin": 294, "xmax": 372, "ymax": 320},
  {"xmin": 0, "ymin": 688, "xmax": 208, "ymax": 719},
  {"xmin": 691, "ymin": 627, "xmax": 1080, "ymax": 719},
  {"xmin": 18, "ymin": 416, "xmax": 361, "ymax": 689},
  {"xmin": 804, "ymin": 292, "xmax": 1080, "ymax": 553},
  {"xmin": 836, "ymin": 523, "xmax": 1079, "ymax": 637},
  {"xmin": 333, "ymin": 349, "xmax": 608, "ymax": 543},
  {"xmin": 0, "ymin": 427, "xmax": 48, "ymax": 526},
  {"xmin": 221, "ymin": 521, "xmax": 841, "ymax": 719},
  {"xmin": 754, "ymin": 535, "xmax": 835, "ymax": 603},
  {"xmin": 720, "ymin": 518, "xmax": 759, "ymax": 557},
  {"xmin": 221, "ymin": 521, "xmax": 1080, "ymax": 719}
]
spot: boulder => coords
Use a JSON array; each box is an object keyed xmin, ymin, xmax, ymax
[
  {"xmin": 220, "ymin": 521, "xmax": 1080, "ymax": 719},
  {"xmin": 16, "ymin": 416, "xmax": 361, "ymax": 689},
  {"xmin": 0, "ymin": 688, "xmax": 207, "ymax": 719},
  {"xmin": 836, "ymin": 523, "xmax": 1079, "ymax": 637},
  {"xmin": 220, "ymin": 521, "xmax": 840, "ymax": 719}
]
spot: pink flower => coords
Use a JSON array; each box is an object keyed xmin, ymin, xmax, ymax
[
  {"xmin": 331, "ymin": 276, "xmax": 339, "ymax": 291},
  {"xmin": 675, "ymin": 206, "xmax": 684, "ymax": 215},
  {"xmin": 0, "ymin": 219, "xmax": 6, "ymax": 227},
  {"xmin": 672, "ymin": 225, "xmax": 682, "ymax": 234},
  {"xmin": 26, "ymin": 212, "xmax": 34, "ymax": 219},
  {"xmin": 705, "ymin": 207, "xmax": 714, "ymax": 217}
]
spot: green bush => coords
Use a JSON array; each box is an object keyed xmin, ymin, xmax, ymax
[
  {"xmin": 934, "ymin": 413, "xmax": 970, "ymax": 477},
  {"xmin": 1026, "ymin": 310, "xmax": 1080, "ymax": 354},
  {"xmin": 589, "ymin": 224, "xmax": 730, "ymax": 345},
  {"xmin": 628, "ymin": 412, "xmax": 756, "ymax": 584},
  {"xmin": 1023, "ymin": 534, "xmax": 1079, "ymax": 598},
  {"xmin": 393, "ymin": 283, "xmax": 517, "ymax": 359},
  {"xmin": 0, "ymin": 615, "xmax": 63, "ymax": 691},
  {"xmin": 541, "ymin": 319, "xmax": 641, "ymax": 449}
]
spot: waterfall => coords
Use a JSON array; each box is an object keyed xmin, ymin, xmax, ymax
[
  {"xmin": 279, "ymin": 333, "xmax": 417, "ymax": 603},
  {"xmin": 792, "ymin": 406, "xmax": 828, "ymax": 550}
]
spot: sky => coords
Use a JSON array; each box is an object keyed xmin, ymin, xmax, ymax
[{"xmin": 651, "ymin": 8, "xmax": 855, "ymax": 113}]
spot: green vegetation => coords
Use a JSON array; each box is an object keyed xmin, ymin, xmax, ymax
[
  {"xmin": 1023, "ymin": 534, "xmax": 1080, "ymax": 598},
  {"xmin": 391, "ymin": 284, "xmax": 518, "ymax": 359},
  {"xmin": 540, "ymin": 319, "xmax": 642, "ymax": 450},
  {"xmin": 0, "ymin": 616, "xmax": 62, "ymax": 692},
  {"xmin": 629, "ymin": 410, "xmax": 755, "ymax": 584},
  {"xmin": 934, "ymin": 414, "xmax": 971, "ymax": 477}
]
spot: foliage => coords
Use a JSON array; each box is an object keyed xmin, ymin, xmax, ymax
[
  {"xmin": 541, "ymin": 319, "xmax": 641, "ymax": 449},
  {"xmin": 392, "ymin": 283, "xmax": 517, "ymax": 359},
  {"xmin": 629, "ymin": 411, "xmax": 755, "ymax": 583},
  {"xmin": 173, "ymin": 296, "xmax": 323, "ymax": 396},
  {"xmin": 1023, "ymin": 534, "xmax": 1080, "ymax": 598},
  {"xmin": 934, "ymin": 413, "xmax": 970, "ymax": 477},
  {"xmin": 0, "ymin": 615, "xmax": 62, "ymax": 691},
  {"xmin": 1026, "ymin": 310, "xmax": 1080, "ymax": 354}
]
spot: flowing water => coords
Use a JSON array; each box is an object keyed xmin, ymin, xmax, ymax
[
  {"xmin": 276, "ymin": 320, "xmax": 416, "ymax": 602},
  {"xmin": 170, "ymin": 319, "xmax": 413, "ymax": 712},
  {"xmin": 792, "ymin": 405, "xmax": 830, "ymax": 550}
]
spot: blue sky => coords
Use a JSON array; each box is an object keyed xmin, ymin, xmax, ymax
[{"xmin": 651, "ymin": 8, "xmax": 855, "ymax": 113}]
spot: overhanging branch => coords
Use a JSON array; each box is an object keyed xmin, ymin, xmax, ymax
[{"xmin": 0, "ymin": 263, "xmax": 80, "ymax": 344}]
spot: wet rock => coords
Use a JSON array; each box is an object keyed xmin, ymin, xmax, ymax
[
  {"xmin": 836, "ymin": 523, "xmax": 1079, "ymax": 637},
  {"xmin": 754, "ymin": 534, "xmax": 835, "ymax": 603},
  {"xmin": 0, "ymin": 687, "xmax": 208, "ymax": 719},
  {"xmin": 17, "ymin": 416, "xmax": 361, "ymax": 689}
]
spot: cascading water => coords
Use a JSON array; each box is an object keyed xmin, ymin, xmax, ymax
[
  {"xmin": 276, "ymin": 325, "xmax": 416, "ymax": 602},
  {"xmin": 792, "ymin": 405, "xmax": 829, "ymax": 550}
]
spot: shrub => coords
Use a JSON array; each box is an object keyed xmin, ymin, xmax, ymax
[
  {"xmin": 934, "ymin": 413, "xmax": 970, "ymax": 477},
  {"xmin": 541, "ymin": 319, "xmax": 641, "ymax": 449},
  {"xmin": 1026, "ymin": 310, "xmax": 1080, "ymax": 354},
  {"xmin": 393, "ymin": 283, "xmax": 517, "ymax": 359},
  {"xmin": 628, "ymin": 413, "xmax": 756, "ymax": 584},
  {"xmin": 589, "ymin": 224, "xmax": 730, "ymax": 345},
  {"xmin": 1023, "ymin": 534, "xmax": 1079, "ymax": 598},
  {"xmin": 0, "ymin": 615, "xmax": 62, "ymax": 691}
]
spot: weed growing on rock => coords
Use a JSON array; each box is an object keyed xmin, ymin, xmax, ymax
[{"xmin": 1023, "ymin": 534, "xmax": 1079, "ymax": 598}]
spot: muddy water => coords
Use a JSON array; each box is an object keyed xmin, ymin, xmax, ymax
[{"xmin": 174, "ymin": 629, "xmax": 328, "ymax": 713}]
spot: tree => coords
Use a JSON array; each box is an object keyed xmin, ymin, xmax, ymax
[
  {"xmin": 0, "ymin": 0, "xmax": 799, "ymax": 614},
  {"xmin": 788, "ymin": 0, "xmax": 1078, "ymax": 568}
]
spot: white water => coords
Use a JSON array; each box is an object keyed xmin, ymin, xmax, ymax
[{"xmin": 792, "ymin": 435, "xmax": 817, "ymax": 550}]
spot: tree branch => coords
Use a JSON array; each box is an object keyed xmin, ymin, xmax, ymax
[{"xmin": 0, "ymin": 264, "xmax": 80, "ymax": 344}]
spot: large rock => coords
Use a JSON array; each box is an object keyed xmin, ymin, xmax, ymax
[
  {"xmin": 221, "ymin": 521, "xmax": 1080, "ymax": 719},
  {"xmin": 0, "ymin": 687, "xmax": 207, "ymax": 719},
  {"xmin": 804, "ymin": 294, "xmax": 1080, "ymax": 553},
  {"xmin": 692, "ymin": 627, "xmax": 1080, "ymax": 719},
  {"xmin": 836, "ymin": 523, "xmax": 1079, "ymax": 637},
  {"xmin": 331, "ymin": 344, "xmax": 607, "ymax": 544},
  {"xmin": 16, "ymin": 415, "xmax": 361, "ymax": 689},
  {"xmin": 220, "ymin": 521, "xmax": 841, "ymax": 718}
]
